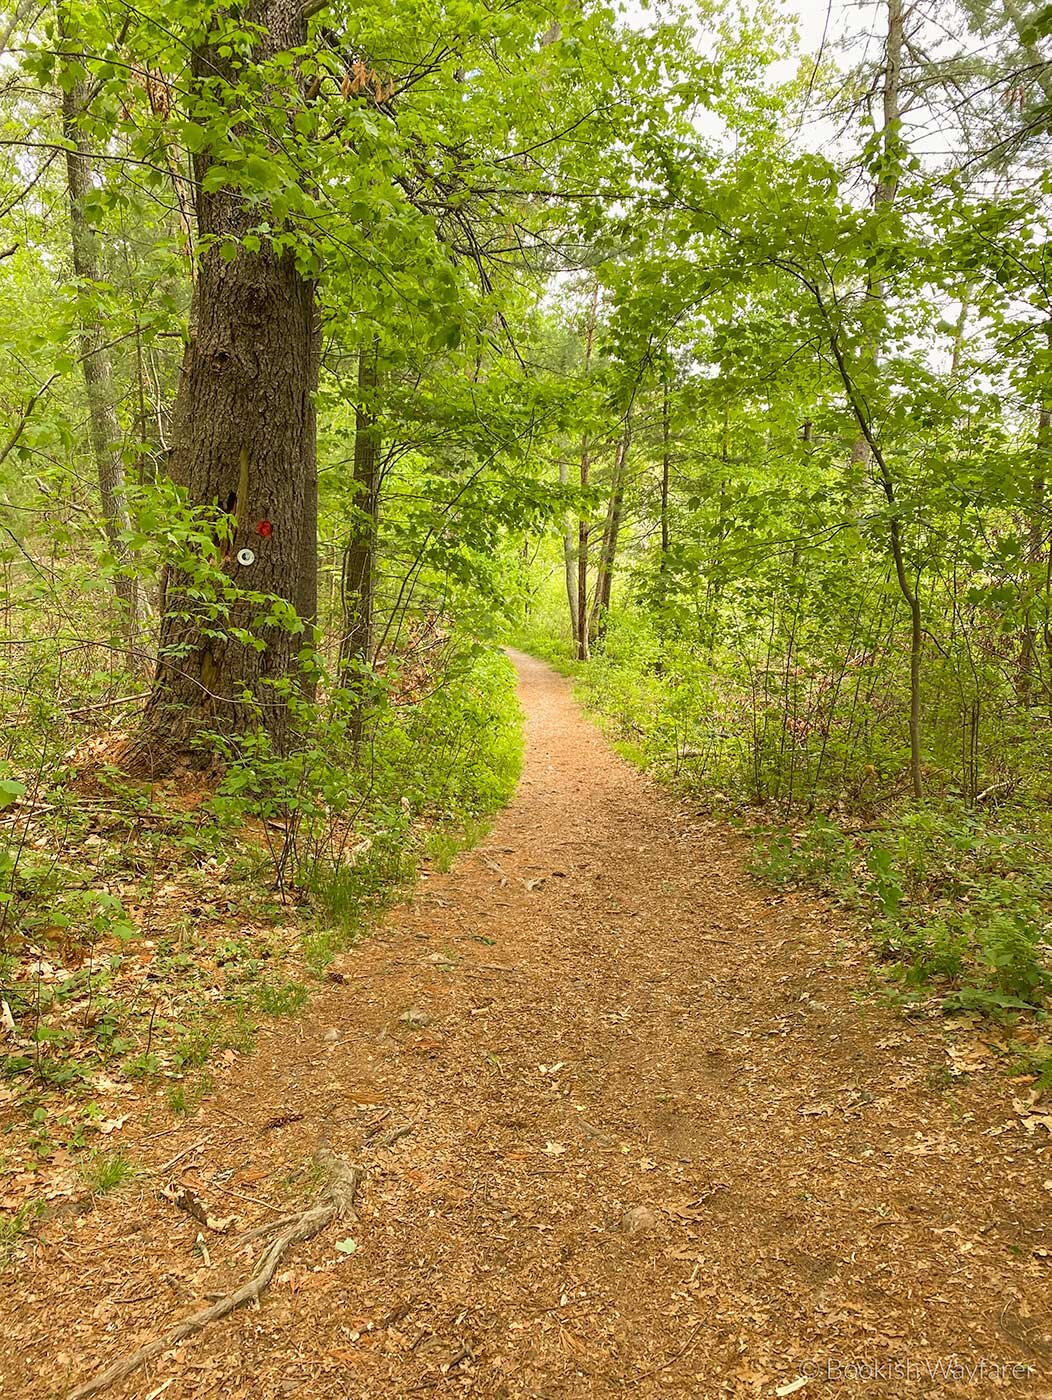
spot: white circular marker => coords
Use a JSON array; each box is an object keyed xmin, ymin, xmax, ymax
[{"xmin": 236, "ymin": 547, "xmax": 256, "ymax": 567}]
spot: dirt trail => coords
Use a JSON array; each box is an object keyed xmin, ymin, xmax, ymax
[{"xmin": 4, "ymin": 651, "xmax": 1050, "ymax": 1399}]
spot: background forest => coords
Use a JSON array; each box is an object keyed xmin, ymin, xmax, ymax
[{"xmin": 0, "ymin": 0, "xmax": 1050, "ymax": 1196}]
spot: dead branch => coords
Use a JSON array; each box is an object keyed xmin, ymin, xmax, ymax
[
  {"xmin": 262, "ymin": 1109, "xmax": 304, "ymax": 1132},
  {"xmin": 378, "ymin": 1123, "xmax": 413, "ymax": 1149},
  {"xmin": 631, "ymin": 1320, "xmax": 704, "ymax": 1384},
  {"xmin": 160, "ymin": 1182, "xmax": 236, "ymax": 1233},
  {"xmin": 66, "ymin": 1153, "xmax": 362, "ymax": 1400}
]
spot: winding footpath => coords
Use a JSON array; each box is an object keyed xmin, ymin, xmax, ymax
[{"xmin": 3, "ymin": 651, "xmax": 1050, "ymax": 1398}]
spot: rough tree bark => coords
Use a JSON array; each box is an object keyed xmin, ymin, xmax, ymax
[
  {"xmin": 123, "ymin": 0, "xmax": 318, "ymax": 774},
  {"xmin": 60, "ymin": 28, "xmax": 147, "ymax": 664}
]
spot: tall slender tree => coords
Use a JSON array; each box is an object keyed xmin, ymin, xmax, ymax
[
  {"xmin": 59, "ymin": 17, "xmax": 147, "ymax": 662},
  {"xmin": 339, "ymin": 340, "xmax": 381, "ymax": 687}
]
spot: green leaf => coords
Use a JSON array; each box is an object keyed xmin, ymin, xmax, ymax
[{"xmin": 0, "ymin": 780, "xmax": 26, "ymax": 811}]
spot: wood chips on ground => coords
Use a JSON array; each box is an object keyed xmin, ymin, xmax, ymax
[{"xmin": 1, "ymin": 652, "xmax": 1050, "ymax": 1398}]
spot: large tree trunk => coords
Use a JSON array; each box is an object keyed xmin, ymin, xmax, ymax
[
  {"xmin": 59, "ymin": 30, "xmax": 147, "ymax": 665},
  {"xmin": 123, "ymin": 0, "xmax": 317, "ymax": 775},
  {"xmin": 339, "ymin": 341, "xmax": 381, "ymax": 685}
]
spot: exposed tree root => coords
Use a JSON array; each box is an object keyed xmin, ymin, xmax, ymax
[{"xmin": 66, "ymin": 1154, "xmax": 363, "ymax": 1400}]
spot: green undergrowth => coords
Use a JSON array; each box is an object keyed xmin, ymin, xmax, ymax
[
  {"xmin": 0, "ymin": 1199, "xmax": 44, "ymax": 1265},
  {"xmin": 0, "ymin": 645, "xmax": 522, "ymax": 1201},
  {"xmin": 78, "ymin": 1147, "xmax": 138, "ymax": 1195},
  {"xmin": 513, "ymin": 607, "xmax": 1051, "ymax": 1082},
  {"xmin": 749, "ymin": 810, "xmax": 1052, "ymax": 1025}
]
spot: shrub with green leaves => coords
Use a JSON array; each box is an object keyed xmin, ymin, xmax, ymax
[{"xmin": 750, "ymin": 806, "xmax": 1051, "ymax": 1014}]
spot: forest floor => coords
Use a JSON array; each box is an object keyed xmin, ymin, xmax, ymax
[{"xmin": 2, "ymin": 651, "xmax": 1051, "ymax": 1399}]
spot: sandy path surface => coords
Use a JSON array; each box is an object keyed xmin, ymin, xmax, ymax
[{"xmin": 3, "ymin": 650, "xmax": 1050, "ymax": 1399}]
